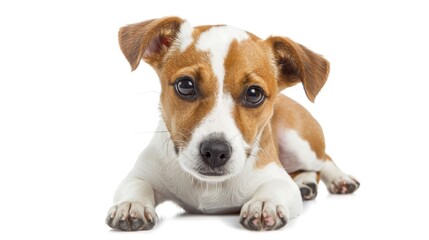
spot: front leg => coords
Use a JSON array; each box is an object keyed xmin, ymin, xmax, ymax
[
  {"xmin": 106, "ymin": 178, "xmax": 158, "ymax": 231},
  {"xmin": 240, "ymin": 178, "xmax": 303, "ymax": 231}
]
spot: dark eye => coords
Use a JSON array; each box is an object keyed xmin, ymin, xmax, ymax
[
  {"xmin": 174, "ymin": 76, "xmax": 197, "ymax": 100},
  {"xmin": 243, "ymin": 86, "xmax": 265, "ymax": 107}
]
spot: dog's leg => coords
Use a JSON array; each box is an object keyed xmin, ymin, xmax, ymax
[
  {"xmin": 272, "ymin": 95, "xmax": 359, "ymax": 197},
  {"xmin": 106, "ymin": 178, "xmax": 157, "ymax": 231},
  {"xmin": 320, "ymin": 155, "xmax": 360, "ymax": 194},
  {"xmin": 290, "ymin": 171, "xmax": 319, "ymax": 200},
  {"xmin": 105, "ymin": 122, "xmax": 172, "ymax": 231},
  {"xmin": 240, "ymin": 177, "xmax": 302, "ymax": 231},
  {"xmin": 106, "ymin": 135, "xmax": 167, "ymax": 231}
]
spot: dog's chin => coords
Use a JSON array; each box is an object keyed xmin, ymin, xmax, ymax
[
  {"xmin": 180, "ymin": 165, "xmax": 236, "ymax": 182},
  {"xmin": 191, "ymin": 170, "xmax": 235, "ymax": 182}
]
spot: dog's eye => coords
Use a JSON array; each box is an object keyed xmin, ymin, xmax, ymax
[
  {"xmin": 243, "ymin": 86, "xmax": 265, "ymax": 107},
  {"xmin": 174, "ymin": 76, "xmax": 197, "ymax": 100}
]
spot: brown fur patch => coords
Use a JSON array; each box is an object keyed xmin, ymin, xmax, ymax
[
  {"xmin": 159, "ymin": 44, "xmax": 218, "ymax": 150},
  {"xmin": 118, "ymin": 17, "xmax": 184, "ymax": 70},
  {"xmin": 224, "ymin": 39, "xmax": 278, "ymax": 144},
  {"xmin": 271, "ymin": 94, "xmax": 326, "ymax": 159},
  {"xmin": 264, "ymin": 37, "xmax": 330, "ymax": 102}
]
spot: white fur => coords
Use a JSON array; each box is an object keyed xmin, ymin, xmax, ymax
[
  {"xmin": 293, "ymin": 171, "xmax": 317, "ymax": 185},
  {"xmin": 176, "ymin": 21, "xmax": 193, "ymax": 52},
  {"xmin": 320, "ymin": 160, "xmax": 359, "ymax": 193},
  {"xmin": 321, "ymin": 160, "xmax": 352, "ymax": 184},
  {"xmin": 277, "ymin": 129, "xmax": 324, "ymax": 173},
  {"xmin": 244, "ymin": 177, "xmax": 303, "ymax": 220}
]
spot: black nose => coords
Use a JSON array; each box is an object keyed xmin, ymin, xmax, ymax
[{"xmin": 200, "ymin": 138, "xmax": 232, "ymax": 169}]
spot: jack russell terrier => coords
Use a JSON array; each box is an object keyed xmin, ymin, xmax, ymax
[{"xmin": 106, "ymin": 16, "xmax": 360, "ymax": 231}]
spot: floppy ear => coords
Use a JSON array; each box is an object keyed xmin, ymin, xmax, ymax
[
  {"xmin": 265, "ymin": 36, "xmax": 330, "ymax": 102},
  {"xmin": 118, "ymin": 16, "xmax": 185, "ymax": 70}
]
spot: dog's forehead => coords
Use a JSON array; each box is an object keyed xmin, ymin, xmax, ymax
[
  {"xmin": 176, "ymin": 23, "xmax": 250, "ymax": 84},
  {"xmin": 195, "ymin": 26, "xmax": 248, "ymax": 85},
  {"xmin": 195, "ymin": 25, "xmax": 249, "ymax": 52}
]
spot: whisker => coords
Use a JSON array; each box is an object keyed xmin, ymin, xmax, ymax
[
  {"xmin": 163, "ymin": 137, "xmax": 170, "ymax": 146},
  {"xmin": 254, "ymin": 138, "xmax": 272, "ymax": 163},
  {"xmin": 170, "ymin": 139, "xmax": 188, "ymax": 144},
  {"xmin": 175, "ymin": 131, "xmax": 190, "ymax": 140}
]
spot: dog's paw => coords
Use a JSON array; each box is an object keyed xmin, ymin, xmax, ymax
[
  {"xmin": 328, "ymin": 175, "xmax": 360, "ymax": 194},
  {"xmin": 106, "ymin": 202, "xmax": 157, "ymax": 231},
  {"xmin": 299, "ymin": 182, "xmax": 318, "ymax": 201},
  {"xmin": 239, "ymin": 199, "xmax": 288, "ymax": 231}
]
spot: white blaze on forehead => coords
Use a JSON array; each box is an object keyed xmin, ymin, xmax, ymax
[
  {"xmin": 177, "ymin": 21, "xmax": 194, "ymax": 52},
  {"xmin": 196, "ymin": 26, "xmax": 249, "ymax": 97}
]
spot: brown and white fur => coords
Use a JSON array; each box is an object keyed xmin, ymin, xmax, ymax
[{"xmin": 106, "ymin": 16, "xmax": 360, "ymax": 231}]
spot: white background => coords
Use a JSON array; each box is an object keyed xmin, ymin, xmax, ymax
[{"xmin": 1, "ymin": 0, "xmax": 428, "ymax": 239}]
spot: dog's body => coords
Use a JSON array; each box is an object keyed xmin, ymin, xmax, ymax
[{"xmin": 106, "ymin": 17, "xmax": 359, "ymax": 231}]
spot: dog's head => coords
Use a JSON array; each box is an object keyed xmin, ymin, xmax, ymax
[{"xmin": 119, "ymin": 17, "xmax": 329, "ymax": 181}]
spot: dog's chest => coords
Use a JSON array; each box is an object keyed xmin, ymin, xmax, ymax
[{"xmin": 164, "ymin": 177, "xmax": 251, "ymax": 214}]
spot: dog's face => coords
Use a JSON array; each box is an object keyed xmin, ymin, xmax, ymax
[
  {"xmin": 159, "ymin": 25, "xmax": 278, "ymax": 181},
  {"xmin": 119, "ymin": 17, "xmax": 329, "ymax": 181}
]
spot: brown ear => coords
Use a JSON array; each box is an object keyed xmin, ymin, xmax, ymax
[
  {"xmin": 265, "ymin": 36, "xmax": 330, "ymax": 102},
  {"xmin": 118, "ymin": 16, "xmax": 185, "ymax": 71}
]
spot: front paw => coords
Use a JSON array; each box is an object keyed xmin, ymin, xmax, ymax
[
  {"xmin": 239, "ymin": 199, "xmax": 288, "ymax": 231},
  {"xmin": 106, "ymin": 202, "xmax": 157, "ymax": 231}
]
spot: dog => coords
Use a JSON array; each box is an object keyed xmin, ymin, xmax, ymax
[{"xmin": 106, "ymin": 16, "xmax": 360, "ymax": 231}]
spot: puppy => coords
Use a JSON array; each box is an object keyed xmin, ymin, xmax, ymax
[{"xmin": 106, "ymin": 16, "xmax": 359, "ymax": 231}]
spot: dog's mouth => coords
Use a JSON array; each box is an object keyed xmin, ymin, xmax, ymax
[
  {"xmin": 192, "ymin": 169, "xmax": 232, "ymax": 182},
  {"xmin": 197, "ymin": 170, "xmax": 225, "ymax": 177},
  {"xmin": 196, "ymin": 166, "xmax": 228, "ymax": 177}
]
